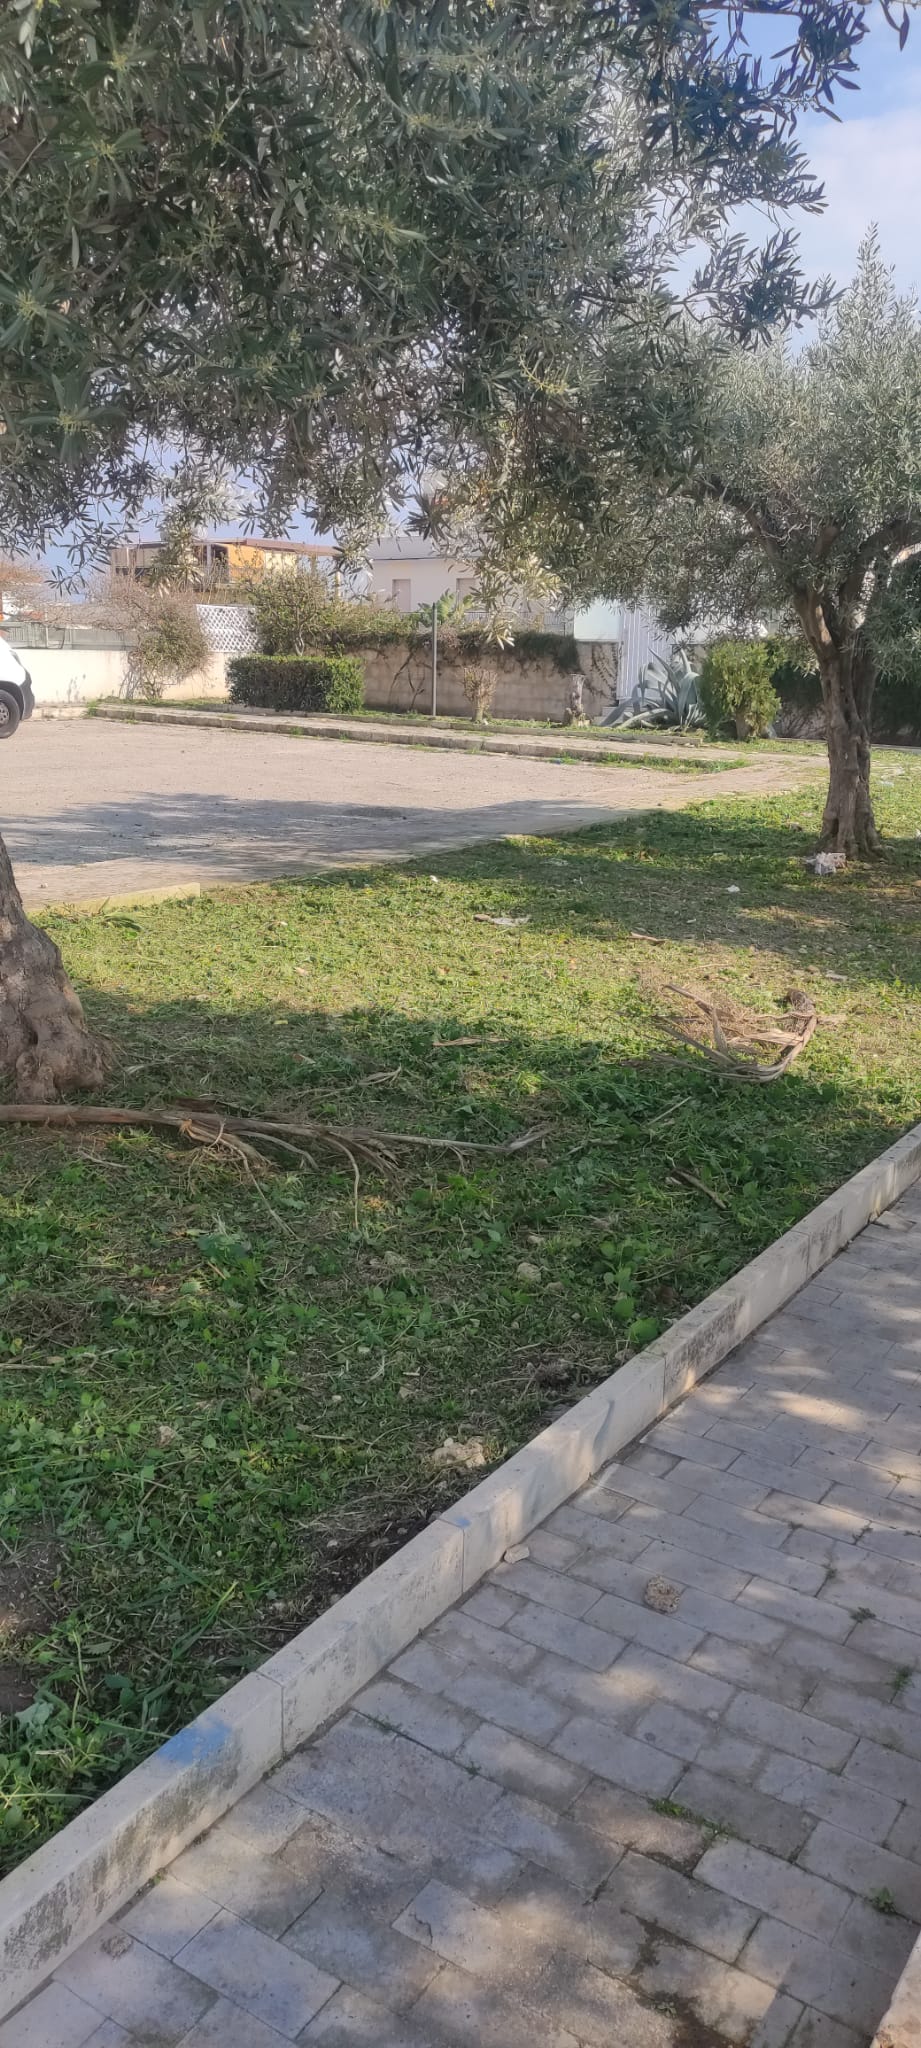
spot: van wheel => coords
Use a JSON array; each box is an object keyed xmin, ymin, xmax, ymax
[{"xmin": 0, "ymin": 688, "xmax": 22, "ymax": 737}]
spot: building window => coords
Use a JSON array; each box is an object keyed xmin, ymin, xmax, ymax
[
  {"xmin": 456, "ymin": 576, "xmax": 477, "ymax": 600},
  {"xmin": 391, "ymin": 578, "xmax": 412, "ymax": 610}
]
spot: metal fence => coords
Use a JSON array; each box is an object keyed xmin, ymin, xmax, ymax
[
  {"xmin": 616, "ymin": 603, "xmax": 675, "ymax": 696},
  {"xmin": 2, "ymin": 620, "xmax": 127, "ymax": 650},
  {"xmin": 2, "ymin": 605, "xmax": 257, "ymax": 655},
  {"xmin": 196, "ymin": 604, "xmax": 257, "ymax": 653}
]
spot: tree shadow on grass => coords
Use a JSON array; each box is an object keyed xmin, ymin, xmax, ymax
[
  {"xmin": 15, "ymin": 787, "xmax": 920, "ymax": 1002},
  {"xmin": 361, "ymin": 802, "xmax": 921, "ymax": 994}
]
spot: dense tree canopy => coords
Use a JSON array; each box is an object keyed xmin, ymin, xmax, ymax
[{"xmin": 0, "ymin": 0, "xmax": 903, "ymax": 563}]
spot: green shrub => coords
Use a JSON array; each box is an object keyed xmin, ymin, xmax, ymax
[
  {"xmin": 246, "ymin": 566, "xmax": 409, "ymax": 655},
  {"xmin": 130, "ymin": 594, "xmax": 209, "ymax": 702},
  {"xmin": 101, "ymin": 578, "xmax": 209, "ymax": 701},
  {"xmin": 763, "ymin": 634, "xmax": 819, "ymax": 703},
  {"xmin": 698, "ymin": 639, "xmax": 780, "ymax": 739},
  {"xmin": 227, "ymin": 653, "xmax": 364, "ymax": 714},
  {"xmin": 244, "ymin": 568, "xmax": 582, "ymax": 673}
]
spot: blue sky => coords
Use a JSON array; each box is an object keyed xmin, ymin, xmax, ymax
[{"xmin": 766, "ymin": 11, "xmax": 921, "ymax": 298}]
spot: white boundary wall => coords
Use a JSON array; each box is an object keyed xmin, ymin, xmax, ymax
[{"xmin": 24, "ymin": 647, "xmax": 228, "ymax": 708}]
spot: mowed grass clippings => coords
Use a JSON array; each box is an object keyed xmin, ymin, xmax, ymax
[{"xmin": 3, "ymin": 761, "xmax": 921, "ymax": 1868}]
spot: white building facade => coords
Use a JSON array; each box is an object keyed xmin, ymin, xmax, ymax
[{"xmin": 364, "ymin": 539, "xmax": 670, "ymax": 699}]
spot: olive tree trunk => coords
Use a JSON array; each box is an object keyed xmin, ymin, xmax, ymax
[
  {"xmin": 816, "ymin": 641, "xmax": 880, "ymax": 858},
  {"xmin": 0, "ymin": 832, "xmax": 105, "ymax": 1100}
]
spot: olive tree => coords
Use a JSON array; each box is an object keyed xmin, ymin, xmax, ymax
[
  {"xmin": 0, "ymin": 0, "xmax": 907, "ymax": 1092},
  {"xmin": 489, "ymin": 238, "xmax": 921, "ymax": 856},
  {"xmin": 685, "ymin": 242, "xmax": 921, "ymax": 852}
]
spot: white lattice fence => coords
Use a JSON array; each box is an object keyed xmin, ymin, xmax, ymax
[{"xmin": 196, "ymin": 603, "xmax": 257, "ymax": 653}]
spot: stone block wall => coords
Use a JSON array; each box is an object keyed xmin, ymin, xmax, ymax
[
  {"xmin": 22, "ymin": 627, "xmax": 619, "ymax": 724},
  {"xmin": 355, "ymin": 633, "xmax": 618, "ymax": 722}
]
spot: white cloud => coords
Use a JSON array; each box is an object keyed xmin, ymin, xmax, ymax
[{"xmin": 790, "ymin": 91, "xmax": 921, "ymax": 298}]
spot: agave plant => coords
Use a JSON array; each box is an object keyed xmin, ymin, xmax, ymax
[{"xmin": 607, "ymin": 647, "xmax": 704, "ymax": 730}]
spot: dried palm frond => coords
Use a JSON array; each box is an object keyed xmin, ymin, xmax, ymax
[{"xmin": 657, "ymin": 986, "xmax": 818, "ymax": 1082}]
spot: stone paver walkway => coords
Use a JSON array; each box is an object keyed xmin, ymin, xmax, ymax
[{"xmin": 10, "ymin": 1190, "xmax": 921, "ymax": 2048}]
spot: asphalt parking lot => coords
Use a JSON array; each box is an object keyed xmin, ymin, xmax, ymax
[{"xmin": 7, "ymin": 717, "xmax": 804, "ymax": 907}]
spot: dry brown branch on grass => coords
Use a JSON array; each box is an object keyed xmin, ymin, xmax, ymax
[
  {"xmin": 0, "ymin": 1102, "xmax": 547, "ymax": 1167},
  {"xmin": 668, "ymin": 1166, "xmax": 728, "ymax": 1207},
  {"xmin": 657, "ymin": 985, "xmax": 818, "ymax": 1082}
]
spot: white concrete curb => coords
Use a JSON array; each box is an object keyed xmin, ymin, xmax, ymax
[
  {"xmin": 89, "ymin": 701, "xmax": 816, "ymax": 777},
  {"xmin": 873, "ymin": 1926, "xmax": 921, "ymax": 2048},
  {"xmin": 88, "ymin": 700, "xmax": 715, "ymax": 767},
  {"xmin": 4, "ymin": 1120, "xmax": 921, "ymax": 2017}
]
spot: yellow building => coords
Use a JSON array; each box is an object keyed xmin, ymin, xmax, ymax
[{"xmin": 110, "ymin": 537, "xmax": 339, "ymax": 585}]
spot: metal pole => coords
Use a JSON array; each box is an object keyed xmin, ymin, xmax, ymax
[{"xmin": 431, "ymin": 601, "xmax": 438, "ymax": 718}]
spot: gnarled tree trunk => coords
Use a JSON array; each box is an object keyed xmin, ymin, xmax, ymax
[
  {"xmin": 0, "ymin": 832, "xmax": 105, "ymax": 1100},
  {"xmin": 795, "ymin": 588, "xmax": 880, "ymax": 860},
  {"xmin": 816, "ymin": 639, "xmax": 879, "ymax": 858}
]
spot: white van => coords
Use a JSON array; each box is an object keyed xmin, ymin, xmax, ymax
[{"xmin": 0, "ymin": 635, "xmax": 35, "ymax": 737}]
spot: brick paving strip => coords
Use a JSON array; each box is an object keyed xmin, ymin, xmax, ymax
[
  {"xmin": 9, "ymin": 1194, "xmax": 921, "ymax": 2048},
  {"xmin": 89, "ymin": 701, "xmax": 772, "ymax": 768}
]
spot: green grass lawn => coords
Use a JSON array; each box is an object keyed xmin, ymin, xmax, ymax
[
  {"xmin": 540, "ymin": 747, "xmax": 744, "ymax": 773},
  {"xmin": 4, "ymin": 761, "xmax": 921, "ymax": 1868}
]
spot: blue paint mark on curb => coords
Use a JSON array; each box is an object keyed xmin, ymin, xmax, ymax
[{"xmin": 159, "ymin": 1717, "xmax": 230, "ymax": 1768}]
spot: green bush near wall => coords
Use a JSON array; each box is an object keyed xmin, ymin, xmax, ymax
[
  {"xmin": 242, "ymin": 570, "xmax": 583, "ymax": 670},
  {"xmin": 228, "ymin": 653, "xmax": 365, "ymax": 714},
  {"xmin": 873, "ymin": 674, "xmax": 921, "ymax": 740},
  {"xmin": 287, "ymin": 624, "xmax": 583, "ymax": 669},
  {"xmin": 698, "ymin": 639, "xmax": 779, "ymax": 738}
]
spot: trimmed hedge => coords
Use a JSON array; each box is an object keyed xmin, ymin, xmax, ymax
[{"xmin": 227, "ymin": 652, "xmax": 364, "ymax": 714}]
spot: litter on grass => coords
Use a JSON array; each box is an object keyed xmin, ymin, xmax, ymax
[
  {"xmin": 806, "ymin": 852, "xmax": 847, "ymax": 876},
  {"xmin": 429, "ymin": 1436, "xmax": 487, "ymax": 1473}
]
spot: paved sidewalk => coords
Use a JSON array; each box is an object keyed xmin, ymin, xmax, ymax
[
  {"xmin": 10, "ymin": 719, "xmax": 816, "ymax": 908},
  {"xmin": 10, "ymin": 1191, "xmax": 921, "ymax": 2048}
]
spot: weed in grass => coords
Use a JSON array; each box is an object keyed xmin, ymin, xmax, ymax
[{"xmin": 651, "ymin": 1799, "xmax": 695, "ymax": 1821}]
